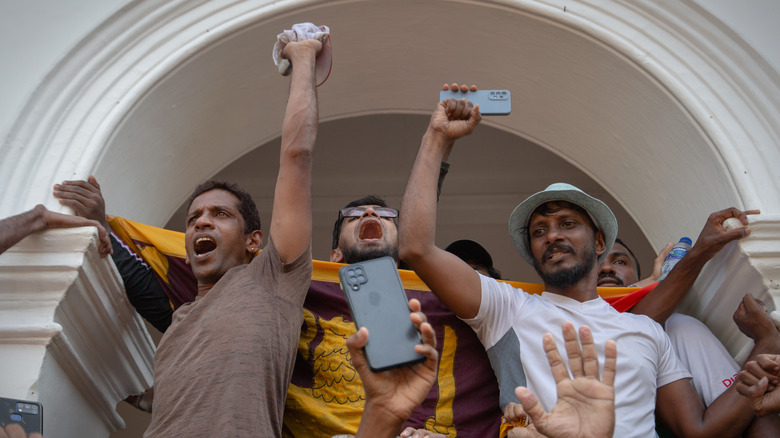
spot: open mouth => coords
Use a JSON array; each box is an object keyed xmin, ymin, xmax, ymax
[
  {"xmin": 359, "ymin": 220, "xmax": 384, "ymax": 241},
  {"xmin": 194, "ymin": 236, "xmax": 217, "ymax": 256}
]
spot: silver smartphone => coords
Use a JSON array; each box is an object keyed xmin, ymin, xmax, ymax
[
  {"xmin": 439, "ymin": 89, "xmax": 511, "ymax": 115},
  {"xmin": 339, "ymin": 257, "xmax": 425, "ymax": 372}
]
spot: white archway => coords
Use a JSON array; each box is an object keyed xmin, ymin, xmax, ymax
[
  {"xmin": 2, "ymin": 0, "xmax": 779, "ymax": 434},
  {"xmin": 4, "ymin": 0, "xmax": 779, "ymax": 224}
]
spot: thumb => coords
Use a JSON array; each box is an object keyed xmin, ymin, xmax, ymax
[
  {"xmin": 470, "ymin": 104, "xmax": 482, "ymax": 128},
  {"xmin": 515, "ymin": 387, "xmax": 545, "ymax": 426},
  {"xmin": 346, "ymin": 327, "xmax": 370, "ymax": 371},
  {"xmin": 88, "ymin": 174, "xmax": 100, "ymax": 189}
]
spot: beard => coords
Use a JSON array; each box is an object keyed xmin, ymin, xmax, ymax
[
  {"xmin": 533, "ymin": 244, "xmax": 597, "ymax": 289},
  {"xmin": 340, "ymin": 243, "xmax": 398, "ymax": 264}
]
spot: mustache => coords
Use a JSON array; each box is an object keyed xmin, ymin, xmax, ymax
[
  {"xmin": 542, "ymin": 244, "xmax": 575, "ymax": 263},
  {"xmin": 598, "ymin": 273, "xmax": 624, "ymax": 286}
]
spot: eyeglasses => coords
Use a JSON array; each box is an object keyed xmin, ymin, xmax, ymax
[{"xmin": 339, "ymin": 206, "xmax": 399, "ymax": 219}]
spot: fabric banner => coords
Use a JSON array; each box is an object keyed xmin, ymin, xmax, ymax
[
  {"xmin": 108, "ymin": 216, "xmax": 647, "ymax": 436},
  {"xmin": 108, "ymin": 216, "xmax": 646, "ymax": 309}
]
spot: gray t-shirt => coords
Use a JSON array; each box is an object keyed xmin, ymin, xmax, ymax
[{"xmin": 145, "ymin": 238, "xmax": 312, "ymax": 437}]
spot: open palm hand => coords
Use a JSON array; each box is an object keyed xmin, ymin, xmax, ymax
[{"xmin": 512, "ymin": 322, "xmax": 617, "ymax": 438}]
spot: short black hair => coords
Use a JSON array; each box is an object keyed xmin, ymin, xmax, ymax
[
  {"xmin": 331, "ymin": 195, "xmax": 390, "ymax": 250},
  {"xmin": 613, "ymin": 238, "xmax": 641, "ymax": 279},
  {"xmin": 187, "ymin": 180, "xmax": 261, "ymax": 234}
]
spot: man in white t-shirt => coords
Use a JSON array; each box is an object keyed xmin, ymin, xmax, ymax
[{"xmin": 399, "ymin": 90, "xmax": 766, "ymax": 437}]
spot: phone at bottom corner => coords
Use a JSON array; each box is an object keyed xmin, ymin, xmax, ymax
[
  {"xmin": 338, "ymin": 256, "xmax": 426, "ymax": 372},
  {"xmin": 0, "ymin": 397, "xmax": 43, "ymax": 435}
]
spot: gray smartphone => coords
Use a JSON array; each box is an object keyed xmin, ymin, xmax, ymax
[
  {"xmin": 439, "ymin": 89, "xmax": 511, "ymax": 115},
  {"xmin": 0, "ymin": 397, "xmax": 43, "ymax": 435},
  {"xmin": 339, "ymin": 256, "xmax": 425, "ymax": 372}
]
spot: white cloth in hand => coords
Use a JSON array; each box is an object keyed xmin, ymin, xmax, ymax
[{"xmin": 272, "ymin": 22, "xmax": 330, "ymax": 75}]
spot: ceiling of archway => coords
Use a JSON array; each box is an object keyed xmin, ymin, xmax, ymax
[
  {"xmin": 94, "ymin": 0, "xmax": 740, "ymax": 281},
  {"xmin": 163, "ymin": 113, "xmax": 653, "ymax": 282}
]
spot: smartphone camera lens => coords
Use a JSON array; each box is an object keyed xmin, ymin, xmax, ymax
[{"xmin": 15, "ymin": 403, "xmax": 39, "ymax": 414}]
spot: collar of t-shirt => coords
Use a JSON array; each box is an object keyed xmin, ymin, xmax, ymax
[{"xmin": 540, "ymin": 291, "xmax": 609, "ymax": 313}]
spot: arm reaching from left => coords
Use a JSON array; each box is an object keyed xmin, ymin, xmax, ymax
[
  {"xmin": 0, "ymin": 204, "xmax": 111, "ymax": 256},
  {"xmin": 353, "ymin": 298, "xmax": 439, "ymax": 438},
  {"xmin": 507, "ymin": 322, "xmax": 617, "ymax": 438}
]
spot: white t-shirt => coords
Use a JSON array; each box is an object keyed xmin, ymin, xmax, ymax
[
  {"xmin": 666, "ymin": 313, "xmax": 739, "ymax": 406},
  {"xmin": 465, "ymin": 275, "xmax": 691, "ymax": 438}
]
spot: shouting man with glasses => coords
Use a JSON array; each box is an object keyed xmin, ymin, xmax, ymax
[
  {"xmin": 329, "ymin": 197, "xmax": 399, "ymax": 264},
  {"xmin": 284, "ymin": 194, "xmax": 501, "ymax": 437}
]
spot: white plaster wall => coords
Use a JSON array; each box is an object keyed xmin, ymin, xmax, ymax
[
  {"xmin": 5, "ymin": 0, "xmax": 776, "ymax": 149},
  {"xmin": 0, "ymin": 2, "xmax": 779, "ymax": 435},
  {"xmin": 1, "ymin": 0, "xmax": 778, "ymax": 218},
  {"xmin": 1, "ymin": 0, "xmax": 778, "ymax": 339},
  {"xmin": 693, "ymin": 0, "xmax": 780, "ymax": 73},
  {"xmin": 0, "ymin": 0, "xmax": 131, "ymax": 146}
]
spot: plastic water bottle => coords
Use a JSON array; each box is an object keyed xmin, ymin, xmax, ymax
[{"xmin": 657, "ymin": 237, "xmax": 693, "ymax": 281}]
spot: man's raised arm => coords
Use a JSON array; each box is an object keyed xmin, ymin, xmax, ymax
[
  {"xmin": 399, "ymin": 85, "xmax": 483, "ymax": 319},
  {"xmin": 269, "ymin": 39, "xmax": 322, "ymax": 263},
  {"xmin": 631, "ymin": 207, "xmax": 758, "ymax": 324}
]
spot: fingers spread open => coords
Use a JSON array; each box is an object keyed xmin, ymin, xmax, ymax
[
  {"xmin": 561, "ymin": 322, "xmax": 584, "ymax": 378},
  {"xmin": 543, "ymin": 332, "xmax": 569, "ymax": 384},
  {"xmin": 602, "ymin": 340, "xmax": 617, "ymax": 387},
  {"xmin": 578, "ymin": 325, "xmax": 601, "ymax": 379}
]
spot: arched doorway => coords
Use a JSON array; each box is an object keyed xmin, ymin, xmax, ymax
[{"xmin": 2, "ymin": 1, "xmax": 778, "ymax": 435}]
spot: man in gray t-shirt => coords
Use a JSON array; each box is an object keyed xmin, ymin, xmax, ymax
[{"xmin": 144, "ymin": 37, "xmax": 323, "ymax": 437}]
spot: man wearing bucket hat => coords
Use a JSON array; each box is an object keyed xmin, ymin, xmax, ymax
[{"xmin": 399, "ymin": 94, "xmax": 762, "ymax": 437}]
